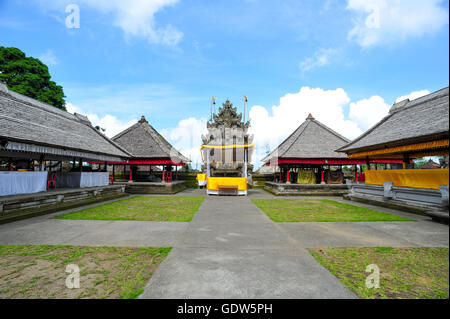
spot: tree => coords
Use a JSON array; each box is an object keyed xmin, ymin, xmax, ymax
[{"xmin": 0, "ymin": 46, "xmax": 66, "ymax": 110}]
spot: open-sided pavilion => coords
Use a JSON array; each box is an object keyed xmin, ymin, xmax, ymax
[{"xmin": 338, "ymin": 87, "xmax": 449, "ymax": 218}]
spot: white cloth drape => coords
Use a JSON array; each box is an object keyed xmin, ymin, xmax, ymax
[{"xmin": 0, "ymin": 171, "xmax": 48, "ymax": 196}]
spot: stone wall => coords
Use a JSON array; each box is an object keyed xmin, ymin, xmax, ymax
[
  {"xmin": 121, "ymin": 181, "xmax": 187, "ymax": 194},
  {"xmin": 0, "ymin": 185, "xmax": 127, "ymax": 224},
  {"xmin": 264, "ymin": 181, "xmax": 348, "ymax": 196}
]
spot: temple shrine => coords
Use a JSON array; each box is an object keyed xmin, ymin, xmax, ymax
[{"xmin": 200, "ymin": 99, "xmax": 254, "ymax": 195}]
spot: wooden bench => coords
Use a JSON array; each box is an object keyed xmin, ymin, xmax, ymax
[{"xmin": 218, "ymin": 185, "xmax": 238, "ymax": 196}]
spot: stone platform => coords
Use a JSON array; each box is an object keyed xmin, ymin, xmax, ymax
[
  {"xmin": 119, "ymin": 181, "xmax": 187, "ymax": 194},
  {"xmin": 264, "ymin": 181, "xmax": 348, "ymax": 196},
  {"xmin": 0, "ymin": 185, "xmax": 127, "ymax": 224},
  {"xmin": 345, "ymin": 181, "xmax": 449, "ymax": 223}
]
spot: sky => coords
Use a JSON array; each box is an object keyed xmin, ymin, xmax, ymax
[{"xmin": 0, "ymin": 0, "xmax": 449, "ymax": 169}]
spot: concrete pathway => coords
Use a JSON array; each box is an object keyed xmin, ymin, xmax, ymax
[
  {"xmin": 0, "ymin": 188, "xmax": 448, "ymax": 299},
  {"xmin": 140, "ymin": 196, "xmax": 357, "ymax": 298}
]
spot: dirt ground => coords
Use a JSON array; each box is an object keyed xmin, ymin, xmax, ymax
[{"xmin": 0, "ymin": 245, "xmax": 171, "ymax": 299}]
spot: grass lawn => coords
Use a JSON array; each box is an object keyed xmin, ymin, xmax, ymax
[
  {"xmin": 56, "ymin": 196, "xmax": 204, "ymax": 221},
  {"xmin": 309, "ymin": 247, "xmax": 449, "ymax": 299},
  {"xmin": 251, "ymin": 198, "xmax": 412, "ymax": 222},
  {"xmin": 0, "ymin": 245, "xmax": 171, "ymax": 299}
]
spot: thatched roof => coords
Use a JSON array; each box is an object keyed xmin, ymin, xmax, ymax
[
  {"xmin": 112, "ymin": 116, "xmax": 189, "ymax": 163},
  {"xmin": 0, "ymin": 83, "xmax": 131, "ymax": 162},
  {"xmin": 338, "ymin": 87, "xmax": 449, "ymax": 154},
  {"xmin": 421, "ymin": 159, "xmax": 440, "ymax": 169},
  {"xmin": 262, "ymin": 114, "xmax": 351, "ymax": 163}
]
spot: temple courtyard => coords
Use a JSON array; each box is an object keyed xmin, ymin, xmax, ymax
[{"xmin": 0, "ymin": 188, "xmax": 448, "ymax": 299}]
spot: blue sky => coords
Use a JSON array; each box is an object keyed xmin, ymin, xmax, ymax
[{"xmin": 0, "ymin": 0, "xmax": 449, "ymax": 167}]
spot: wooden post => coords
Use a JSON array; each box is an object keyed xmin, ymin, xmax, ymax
[
  {"xmin": 162, "ymin": 166, "xmax": 165, "ymax": 182},
  {"xmin": 79, "ymin": 158, "xmax": 83, "ymax": 172},
  {"xmin": 286, "ymin": 167, "xmax": 290, "ymax": 183},
  {"xmin": 402, "ymin": 153, "xmax": 410, "ymax": 169},
  {"xmin": 112, "ymin": 165, "xmax": 115, "ymax": 181},
  {"xmin": 176, "ymin": 166, "xmax": 178, "ymax": 180},
  {"xmin": 129, "ymin": 165, "xmax": 133, "ymax": 181}
]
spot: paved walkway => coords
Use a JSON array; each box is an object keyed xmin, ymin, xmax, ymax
[
  {"xmin": 0, "ymin": 188, "xmax": 448, "ymax": 298},
  {"xmin": 139, "ymin": 192, "xmax": 448, "ymax": 299},
  {"xmin": 140, "ymin": 196, "xmax": 358, "ymax": 298}
]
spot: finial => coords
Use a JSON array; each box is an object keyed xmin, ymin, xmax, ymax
[
  {"xmin": 139, "ymin": 115, "xmax": 147, "ymax": 123},
  {"xmin": 306, "ymin": 113, "xmax": 314, "ymax": 120}
]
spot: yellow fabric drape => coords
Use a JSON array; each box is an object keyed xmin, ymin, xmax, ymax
[
  {"xmin": 365, "ymin": 169, "xmax": 449, "ymax": 190},
  {"xmin": 200, "ymin": 144, "xmax": 255, "ymax": 150},
  {"xmin": 196, "ymin": 174, "xmax": 206, "ymax": 181},
  {"xmin": 206, "ymin": 177, "xmax": 248, "ymax": 191},
  {"xmin": 348, "ymin": 139, "xmax": 449, "ymax": 158},
  {"xmin": 297, "ymin": 170, "xmax": 316, "ymax": 184}
]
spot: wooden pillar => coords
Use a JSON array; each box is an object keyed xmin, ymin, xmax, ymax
[
  {"xmin": 321, "ymin": 168, "xmax": 325, "ymax": 183},
  {"xmin": 129, "ymin": 165, "xmax": 133, "ymax": 181},
  {"xmin": 162, "ymin": 166, "xmax": 165, "ymax": 182},
  {"xmin": 366, "ymin": 157, "xmax": 370, "ymax": 170},
  {"xmin": 286, "ymin": 166, "xmax": 290, "ymax": 183},
  {"xmin": 176, "ymin": 166, "xmax": 178, "ymax": 180},
  {"xmin": 402, "ymin": 153, "xmax": 410, "ymax": 169},
  {"xmin": 354, "ymin": 165, "xmax": 358, "ymax": 182},
  {"xmin": 79, "ymin": 158, "xmax": 83, "ymax": 172},
  {"xmin": 112, "ymin": 165, "xmax": 115, "ymax": 181},
  {"xmin": 72, "ymin": 158, "xmax": 76, "ymax": 170}
]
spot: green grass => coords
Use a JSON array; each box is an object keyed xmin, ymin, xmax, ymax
[
  {"xmin": 0, "ymin": 245, "xmax": 171, "ymax": 299},
  {"xmin": 251, "ymin": 198, "xmax": 412, "ymax": 222},
  {"xmin": 56, "ymin": 196, "xmax": 204, "ymax": 221},
  {"xmin": 309, "ymin": 247, "xmax": 449, "ymax": 299}
]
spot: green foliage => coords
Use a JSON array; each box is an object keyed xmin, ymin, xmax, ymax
[{"xmin": 0, "ymin": 46, "xmax": 66, "ymax": 110}]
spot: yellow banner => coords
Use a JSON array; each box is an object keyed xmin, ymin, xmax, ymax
[
  {"xmin": 201, "ymin": 144, "xmax": 255, "ymax": 150},
  {"xmin": 196, "ymin": 174, "xmax": 206, "ymax": 181},
  {"xmin": 207, "ymin": 177, "xmax": 248, "ymax": 191},
  {"xmin": 349, "ymin": 139, "xmax": 449, "ymax": 158},
  {"xmin": 365, "ymin": 169, "xmax": 449, "ymax": 190}
]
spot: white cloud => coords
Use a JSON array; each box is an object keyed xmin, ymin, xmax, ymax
[
  {"xmin": 83, "ymin": 0, "xmax": 182, "ymax": 45},
  {"xmin": 161, "ymin": 117, "xmax": 208, "ymax": 169},
  {"xmin": 348, "ymin": 95, "xmax": 390, "ymax": 131},
  {"xmin": 346, "ymin": 0, "xmax": 448, "ymax": 48},
  {"xmin": 39, "ymin": 50, "xmax": 58, "ymax": 66},
  {"xmin": 248, "ymin": 87, "xmax": 363, "ymax": 168},
  {"xmin": 299, "ymin": 48, "xmax": 337, "ymax": 73},
  {"xmin": 395, "ymin": 89, "xmax": 430, "ymax": 103},
  {"xmin": 66, "ymin": 102, "xmax": 135, "ymax": 138},
  {"xmin": 37, "ymin": 0, "xmax": 182, "ymax": 46}
]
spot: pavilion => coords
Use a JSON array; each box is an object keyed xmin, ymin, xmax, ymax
[
  {"xmin": 0, "ymin": 83, "xmax": 130, "ymax": 219},
  {"xmin": 338, "ymin": 87, "xmax": 449, "ymax": 217},
  {"xmin": 262, "ymin": 114, "xmax": 402, "ymax": 185},
  {"xmin": 105, "ymin": 115, "xmax": 189, "ymax": 184}
]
